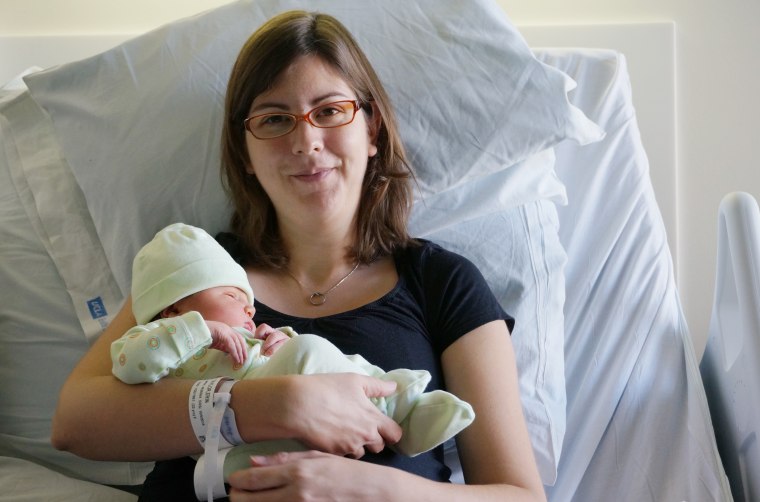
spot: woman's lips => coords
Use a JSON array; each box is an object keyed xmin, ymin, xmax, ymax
[{"xmin": 292, "ymin": 168, "xmax": 333, "ymax": 182}]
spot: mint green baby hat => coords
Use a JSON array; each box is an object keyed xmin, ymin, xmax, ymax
[{"xmin": 131, "ymin": 223, "xmax": 254, "ymax": 324}]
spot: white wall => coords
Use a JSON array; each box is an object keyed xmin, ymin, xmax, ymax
[{"xmin": 3, "ymin": 0, "xmax": 759, "ymax": 358}]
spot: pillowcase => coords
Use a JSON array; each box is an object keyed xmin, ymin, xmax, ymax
[
  {"xmin": 24, "ymin": 0, "xmax": 602, "ymax": 293},
  {"xmin": 0, "ymin": 87, "xmax": 151, "ymax": 486}
]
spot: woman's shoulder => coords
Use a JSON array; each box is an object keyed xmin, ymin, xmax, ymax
[
  {"xmin": 396, "ymin": 239, "xmax": 486, "ymax": 296},
  {"xmin": 398, "ymin": 239, "xmax": 475, "ymax": 271}
]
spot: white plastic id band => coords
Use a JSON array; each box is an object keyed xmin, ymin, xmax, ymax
[
  {"xmin": 218, "ymin": 379, "xmax": 244, "ymax": 446},
  {"xmin": 194, "ymin": 447, "xmax": 231, "ymax": 501},
  {"xmin": 202, "ymin": 388, "xmax": 231, "ymax": 501},
  {"xmin": 188, "ymin": 377, "xmax": 234, "ymax": 449}
]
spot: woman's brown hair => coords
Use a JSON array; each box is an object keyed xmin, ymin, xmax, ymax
[{"xmin": 221, "ymin": 10, "xmax": 416, "ymax": 269}]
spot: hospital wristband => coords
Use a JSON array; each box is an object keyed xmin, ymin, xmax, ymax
[
  {"xmin": 188, "ymin": 377, "xmax": 236, "ymax": 449},
  {"xmin": 202, "ymin": 380, "xmax": 234, "ymax": 501},
  {"xmin": 218, "ymin": 379, "xmax": 244, "ymax": 446}
]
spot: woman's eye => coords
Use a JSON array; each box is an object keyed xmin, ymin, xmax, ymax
[
  {"xmin": 317, "ymin": 106, "xmax": 341, "ymax": 117},
  {"xmin": 261, "ymin": 114, "xmax": 288, "ymax": 125}
]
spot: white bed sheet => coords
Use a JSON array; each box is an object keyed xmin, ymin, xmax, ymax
[
  {"xmin": 0, "ymin": 457, "xmax": 136, "ymax": 502},
  {"xmin": 535, "ymin": 48, "xmax": 730, "ymax": 501}
]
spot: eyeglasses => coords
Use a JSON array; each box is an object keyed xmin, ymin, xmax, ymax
[{"xmin": 244, "ymin": 100, "xmax": 363, "ymax": 140}]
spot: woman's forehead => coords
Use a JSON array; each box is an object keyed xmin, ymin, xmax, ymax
[{"xmin": 251, "ymin": 55, "xmax": 355, "ymax": 109}]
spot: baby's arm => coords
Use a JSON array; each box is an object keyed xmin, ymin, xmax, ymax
[
  {"xmin": 206, "ymin": 320, "xmax": 248, "ymax": 365},
  {"xmin": 110, "ymin": 311, "xmax": 214, "ymax": 384},
  {"xmin": 254, "ymin": 324, "xmax": 297, "ymax": 356}
]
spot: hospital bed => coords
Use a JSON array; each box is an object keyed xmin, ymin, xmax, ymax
[
  {"xmin": 0, "ymin": 0, "xmax": 738, "ymax": 500},
  {"xmin": 701, "ymin": 192, "xmax": 760, "ymax": 502}
]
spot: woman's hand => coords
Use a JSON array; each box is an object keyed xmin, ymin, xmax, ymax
[
  {"xmin": 228, "ymin": 451, "xmax": 392, "ymax": 502},
  {"xmin": 285, "ymin": 373, "xmax": 402, "ymax": 458},
  {"xmin": 235, "ymin": 373, "xmax": 402, "ymax": 459}
]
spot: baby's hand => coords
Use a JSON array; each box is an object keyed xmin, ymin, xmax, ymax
[
  {"xmin": 254, "ymin": 323, "xmax": 291, "ymax": 356},
  {"xmin": 206, "ymin": 320, "xmax": 248, "ymax": 365}
]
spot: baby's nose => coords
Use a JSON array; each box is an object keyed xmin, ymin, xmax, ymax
[{"xmin": 244, "ymin": 305, "xmax": 255, "ymax": 318}]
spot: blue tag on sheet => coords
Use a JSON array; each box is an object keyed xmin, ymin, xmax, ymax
[{"xmin": 86, "ymin": 297, "xmax": 108, "ymax": 319}]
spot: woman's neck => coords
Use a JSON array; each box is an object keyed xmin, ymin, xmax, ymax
[{"xmin": 278, "ymin": 216, "xmax": 357, "ymax": 288}]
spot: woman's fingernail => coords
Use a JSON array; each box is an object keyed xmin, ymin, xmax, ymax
[{"xmin": 250, "ymin": 455, "xmax": 268, "ymax": 465}]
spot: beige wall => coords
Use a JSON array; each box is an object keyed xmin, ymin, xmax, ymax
[{"xmin": 4, "ymin": 0, "xmax": 759, "ymax": 358}]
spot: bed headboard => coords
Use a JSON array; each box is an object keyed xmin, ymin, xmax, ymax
[{"xmin": 0, "ymin": 22, "xmax": 676, "ymax": 258}]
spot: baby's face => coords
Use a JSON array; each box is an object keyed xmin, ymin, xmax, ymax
[{"xmin": 174, "ymin": 286, "xmax": 254, "ymax": 331}]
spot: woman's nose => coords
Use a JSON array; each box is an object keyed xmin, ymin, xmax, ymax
[{"xmin": 290, "ymin": 120, "xmax": 323, "ymax": 155}]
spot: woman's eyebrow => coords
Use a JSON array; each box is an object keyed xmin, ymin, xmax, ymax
[
  {"xmin": 250, "ymin": 93, "xmax": 352, "ymax": 114},
  {"xmin": 250, "ymin": 101, "xmax": 289, "ymax": 113}
]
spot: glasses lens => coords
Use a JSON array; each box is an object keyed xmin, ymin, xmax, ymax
[
  {"xmin": 309, "ymin": 101, "xmax": 357, "ymax": 128},
  {"xmin": 250, "ymin": 114, "xmax": 296, "ymax": 139}
]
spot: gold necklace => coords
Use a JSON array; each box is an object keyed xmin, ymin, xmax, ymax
[{"xmin": 287, "ymin": 262, "xmax": 360, "ymax": 306}]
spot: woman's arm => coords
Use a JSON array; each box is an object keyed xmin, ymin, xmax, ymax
[
  {"xmin": 441, "ymin": 320, "xmax": 546, "ymax": 500},
  {"xmin": 228, "ymin": 320, "xmax": 546, "ymax": 501},
  {"xmin": 51, "ymin": 297, "xmax": 401, "ymax": 461},
  {"xmin": 52, "ymin": 297, "xmax": 201, "ymax": 460}
]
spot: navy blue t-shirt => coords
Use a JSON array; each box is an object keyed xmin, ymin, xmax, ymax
[{"xmin": 253, "ymin": 240, "xmax": 513, "ymax": 481}]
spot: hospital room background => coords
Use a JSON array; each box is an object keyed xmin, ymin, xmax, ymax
[
  {"xmin": 2, "ymin": 0, "xmax": 760, "ymax": 500},
  {"xmin": 3, "ymin": 0, "xmax": 758, "ymax": 360}
]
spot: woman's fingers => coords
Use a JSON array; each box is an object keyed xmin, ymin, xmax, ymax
[
  {"xmin": 362, "ymin": 377, "xmax": 397, "ymax": 399},
  {"xmin": 227, "ymin": 452, "xmax": 326, "ymax": 501},
  {"xmin": 249, "ymin": 450, "xmax": 327, "ymax": 466},
  {"xmin": 228, "ymin": 452, "xmax": 384, "ymax": 501},
  {"xmin": 363, "ymin": 435, "xmax": 387, "ymax": 454},
  {"xmin": 275, "ymin": 373, "xmax": 402, "ymax": 456},
  {"xmin": 357, "ymin": 376, "xmax": 402, "ymax": 446}
]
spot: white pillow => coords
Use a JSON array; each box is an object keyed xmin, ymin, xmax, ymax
[
  {"xmin": 411, "ymin": 155, "xmax": 567, "ymax": 485},
  {"xmin": 0, "ymin": 87, "xmax": 152, "ymax": 486},
  {"xmin": 411, "ymin": 148, "xmax": 566, "ymax": 235},
  {"xmin": 24, "ymin": 0, "xmax": 602, "ymax": 293}
]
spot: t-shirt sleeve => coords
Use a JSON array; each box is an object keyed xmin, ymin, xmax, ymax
[{"xmin": 412, "ymin": 242, "xmax": 514, "ymax": 353}]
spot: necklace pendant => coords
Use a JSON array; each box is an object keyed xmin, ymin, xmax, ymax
[
  {"xmin": 289, "ymin": 261, "xmax": 360, "ymax": 307},
  {"xmin": 309, "ymin": 292, "xmax": 328, "ymax": 306}
]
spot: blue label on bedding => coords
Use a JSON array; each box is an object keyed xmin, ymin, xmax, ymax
[{"xmin": 87, "ymin": 297, "xmax": 108, "ymax": 319}]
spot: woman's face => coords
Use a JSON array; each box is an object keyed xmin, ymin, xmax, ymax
[{"xmin": 244, "ymin": 55, "xmax": 379, "ymax": 226}]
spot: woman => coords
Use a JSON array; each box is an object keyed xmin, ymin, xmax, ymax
[{"xmin": 51, "ymin": 10, "xmax": 545, "ymax": 502}]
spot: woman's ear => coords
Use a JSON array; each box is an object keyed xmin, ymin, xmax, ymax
[{"xmin": 365, "ymin": 101, "xmax": 382, "ymax": 158}]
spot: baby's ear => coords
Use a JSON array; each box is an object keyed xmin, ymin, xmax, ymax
[{"xmin": 160, "ymin": 304, "xmax": 181, "ymax": 318}]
